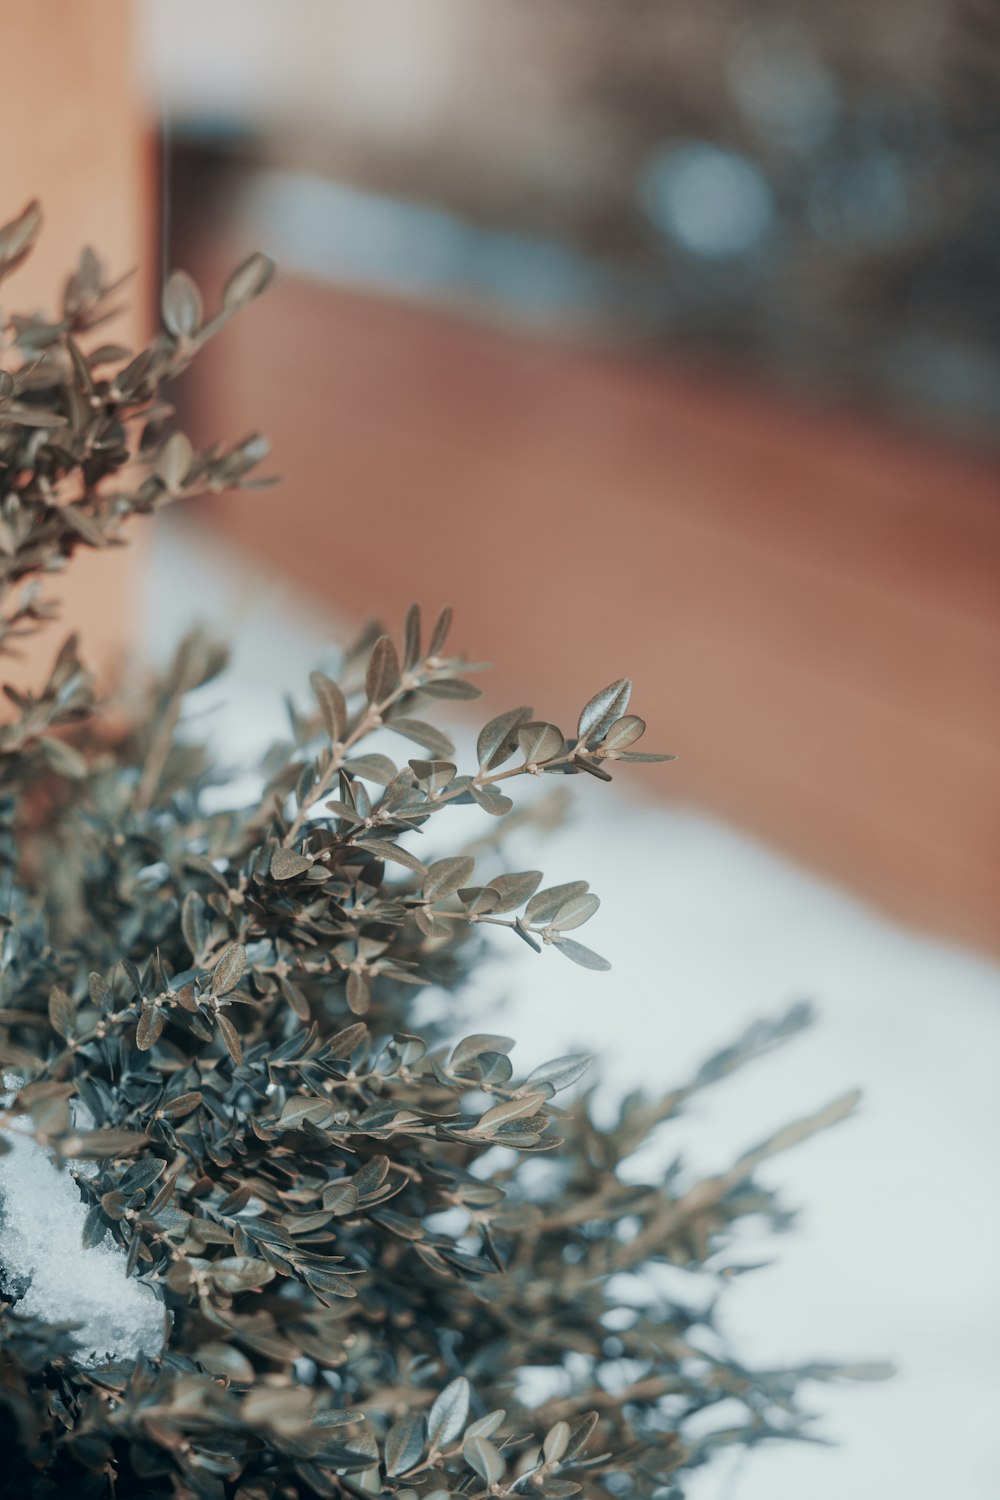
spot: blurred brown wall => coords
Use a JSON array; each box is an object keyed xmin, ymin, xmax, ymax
[
  {"xmin": 177, "ymin": 241, "xmax": 1000, "ymax": 957},
  {"xmin": 0, "ymin": 0, "xmax": 151, "ymax": 691}
]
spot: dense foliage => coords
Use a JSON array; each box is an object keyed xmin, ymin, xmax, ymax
[{"xmin": 0, "ymin": 203, "xmax": 879, "ymax": 1500}]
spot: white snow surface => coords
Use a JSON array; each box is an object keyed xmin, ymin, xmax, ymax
[
  {"xmin": 124, "ymin": 515, "xmax": 1000, "ymax": 1496},
  {"xmin": 0, "ymin": 1089, "xmax": 164, "ymax": 1364}
]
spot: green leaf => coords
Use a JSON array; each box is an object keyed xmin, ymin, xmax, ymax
[
  {"xmin": 344, "ymin": 754, "xmax": 398, "ymax": 785},
  {"xmin": 159, "ymin": 1090, "xmax": 202, "ymax": 1120},
  {"xmin": 222, "ymin": 251, "xmax": 275, "ymax": 308},
  {"xmin": 476, "ymin": 705, "xmax": 533, "ymax": 771},
  {"xmin": 280, "ymin": 1096, "xmax": 334, "ymax": 1129},
  {"xmin": 328, "ymin": 1021, "xmax": 370, "ymax": 1057},
  {"xmin": 0, "ymin": 199, "xmax": 41, "ymax": 283},
  {"xmin": 469, "ymin": 783, "xmax": 514, "ymax": 817},
  {"xmin": 161, "ymin": 269, "xmax": 202, "ymax": 338},
  {"xmin": 366, "ymin": 634, "xmax": 400, "ymax": 705},
  {"xmin": 47, "ymin": 986, "xmax": 75, "ymax": 1040},
  {"xmin": 464, "ymin": 1409, "xmax": 506, "ymax": 1440},
  {"xmin": 88, "ymin": 971, "xmax": 112, "ymax": 1015},
  {"xmin": 427, "ymin": 604, "xmax": 453, "ymax": 658},
  {"xmin": 574, "ymin": 755, "xmax": 614, "ymax": 782},
  {"xmin": 525, "ymin": 1054, "xmax": 592, "ymax": 1093},
  {"xmin": 312, "ymin": 1410, "xmax": 356, "ymax": 1430},
  {"xmin": 513, "ymin": 917, "xmax": 542, "ymax": 953},
  {"xmin": 424, "ymin": 856, "xmax": 476, "ymax": 901},
  {"xmin": 119, "ymin": 956, "xmax": 144, "ymax": 997},
  {"xmin": 599, "ymin": 713, "xmax": 645, "ymax": 749},
  {"xmin": 271, "ymin": 848, "xmax": 313, "ymax": 880},
  {"xmin": 324, "ymin": 798, "xmax": 362, "ymax": 823},
  {"xmin": 305, "ymin": 1268, "xmax": 358, "ymax": 1299},
  {"xmin": 450, "ymin": 1034, "xmax": 515, "ymax": 1070},
  {"xmin": 611, "ymin": 750, "xmax": 676, "ymax": 763},
  {"xmin": 458, "ymin": 885, "xmax": 501, "ymax": 914},
  {"xmin": 73, "ymin": 1129, "xmax": 149, "ymax": 1159},
  {"xmin": 578, "ymin": 678, "xmax": 632, "ymax": 745},
  {"xmin": 385, "ymin": 1412, "xmax": 426, "ymax": 1476},
  {"xmin": 463, "ymin": 1434, "xmax": 505, "ymax": 1485},
  {"xmin": 209, "ymin": 1256, "xmax": 275, "ymax": 1293},
  {"xmin": 487, "ymin": 870, "xmax": 543, "ymax": 913},
  {"xmin": 310, "ymin": 670, "xmax": 347, "ymax": 742},
  {"xmin": 181, "ymin": 891, "xmax": 207, "ymax": 961},
  {"xmin": 427, "ymin": 1376, "xmax": 470, "ymax": 1449},
  {"xmin": 408, "ymin": 758, "xmax": 456, "ymax": 792},
  {"xmin": 543, "ymin": 1420, "xmax": 571, "ymax": 1464},
  {"xmin": 421, "ymin": 677, "xmax": 482, "ymax": 700},
  {"xmin": 322, "ymin": 1182, "xmax": 360, "ymax": 1215},
  {"xmin": 387, "ymin": 717, "xmax": 455, "ymax": 757},
  {"xmin": 479, "ymin": 1051, "xmax": 514, "ymax": 1085},
  {"xmin": 345, "ymin": 970, "xmax": 371, "ymax": 1015},
  {"xmin": 213, "ymin": 942, "xmax": 247, "ymax": 995},
  {"xmin": 216, "ymin": 1011, "xmax": 243, "ymax": 1064},
  {"xmin": 154, "ymin": 431, "xmax": 192, "ymax": 492},
  {"xmin": 563, "ymin": 1411, "xmax": 599, "ymax": 1461},
  {"xmin": 549, "ymin": 892, "xmax": 601, "ymax": 931},
  {"xmin": 408, "ymin": 905, "xmax": 437, "ymax": 941},
  {"xmin": 402, "ymin": 602, "xmax": 422, "ymax": 671},
  {"xmin": 525, "ymin": 881, "xmax": 590, "ymax": 927},
  {"xmin": 553, "ymin": 938, "xmax": 611, "ymax": 972},
  {"xmin": 355, "ymin": 840, "xmax": 427, "ymax": 875},
  {"xmin": 518, "ymin": 721, "xmax": 566, "ymax": 764},
  {"xmin": 101, "ymin": 1190, "xmax": 127, "ymax": 1221},
  {"xmin": 135, "ymin": 1004, "xmax": 164, "ymax": 1051},
  {"xmin": 120, "ymin": 1157, "xmax": 167, "ymax": 1195},
  {"xmin": 81, "ymin": 1204, "xmax": 106, "ymax": 1250},
  {"xmin": 472, "ymin": 1091, "xmax": 548, "ymax": 1135}
]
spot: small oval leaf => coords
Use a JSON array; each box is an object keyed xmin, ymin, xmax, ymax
[
  {"xmin": 366, "ymin": 635, "xmax": 400, "ymax": 705},
  {"xmin": 553, "ymin": 938, "xmax": 611, "ymax": 972},
  {"xmin": 310, "ymin": 671, "xmax": 347, "ymax": 742},
  {"xmin": 271, "ymin": 848, "xmax": 313, "ymax": 881},
  {"xmin": 549, "ymin": 892, "xmax": 601, "ymax": 932},
  {"xmin": 578, "ymin": 678, "xmax": 632, "ymax": 745},
  {"xmin": 223, "ymin": 251, "xmax": 275, "ymax": 308},
  {"xmin": 463, "ymin": 1434, "xmax": 505, "ymax": 1485},
  {"xmin": 213, "ymin": 942, "xmax": 247, "ymax": 995},
  {"xmin": 476, "ymin": 705, "xmax": 533, "ymax": 771},
  {"xmin": 48, "ymin": 986, "xmax": 75, "ymax": 1040},
  {"xmin": 428, "ymin": 1376, "xmax": 470, "ymax": 1450},
  {"xmin": 424, "ymin": 856, "xmax": 476, "ymax": 901},
  {"xmin": 599, "ymin": 714, "xmax": 645, "ymax": 750},
  {"xmin": 135, "ymin": 1004, "xmax": 164, "ymax": 1051},
  {"xmin": 216, "ymin": 1011, "xmax": 243, "ymax": 1064},
  {"xmin": 162, "ymin": 269, "xmax": 202, "ymax": 338},
  {"xmin": 385, "ymin": 1413, "xmax": 426, "ymax": 1476},
  {"xmin": 525, "ymin": 1054, "xmax": 592, "ymax": 1093}
]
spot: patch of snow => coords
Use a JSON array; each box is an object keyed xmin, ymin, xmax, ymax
[{"xmin": 0, "ymin": 1085, "xmax": 164, "ymax": 1365}]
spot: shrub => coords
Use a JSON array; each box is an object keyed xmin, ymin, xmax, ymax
[{"xmin": 0, "ymin": 202, "xmax": 882, "ymax": 1499}]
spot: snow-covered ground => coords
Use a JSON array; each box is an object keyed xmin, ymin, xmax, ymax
[
  {"xmin": 0, "ymin": 1093, "xmax": 165, "ymax": 1365},
  {"xmin": 144, "ymin": 514, "xmax": 1000, "ymax": 1500}
]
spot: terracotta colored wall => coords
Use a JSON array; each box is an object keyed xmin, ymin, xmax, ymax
[
  {"xmin": 0, "ymin": 0, "xmax": 150, "ymax": 691},
  {"xmin": 176, "ymin": 249, "xmax": 1000, "ymax": 956}
]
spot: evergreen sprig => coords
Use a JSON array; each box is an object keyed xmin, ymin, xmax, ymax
[{"xmin": 0, "ymin": 204, "xmax": 884, "ymax": 1500}]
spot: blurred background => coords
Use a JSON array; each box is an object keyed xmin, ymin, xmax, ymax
[
  {"xmin": 139, "ymin": 0, "xmax": 1000, "ymax": 952},
  {"xmin": 4, "ymin": 2, "xmax": 1000, "ymax": 1497}
]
